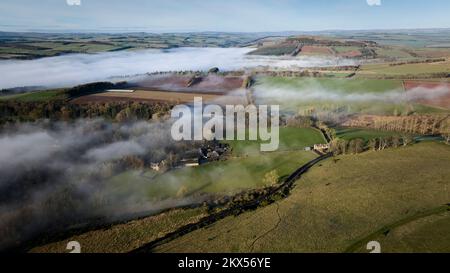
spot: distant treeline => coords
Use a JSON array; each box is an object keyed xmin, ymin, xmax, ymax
[
  {"xmin": 389, "ymin": 58, "xmax": 446, "ymax": 67},
  {"xmin": 285, "ymin": 37, "xmax": 376, "ymax": 47},
  {"xmin": 145, "ymin": 70, "xmax": 247, "ymax": 77},
  {"xmin": 361, "ymin": 72, "xmax": 450, "ymax": 80},
  {"xmin": 66, "ymin": 81, "xmax": 130, "ymax": 98}
]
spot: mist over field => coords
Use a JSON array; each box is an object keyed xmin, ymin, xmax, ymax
[
  {"xmin": 0, "ymin": 47, "xmax": 355, "ymax": 90},
  {"xmin": 0, "ymin": 119, "xmax": 211, "ymax": 250},
  {"xmin": 254, "ymin": 84, "xmax": 450, "ymax": 104}
]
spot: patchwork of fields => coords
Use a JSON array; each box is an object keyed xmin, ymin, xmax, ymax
[{"xmin": 2, "ymin": 31, "xmax": 450, "ymax": 254}]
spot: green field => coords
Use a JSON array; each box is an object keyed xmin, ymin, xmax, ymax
[
  {"xmin": 348, "ymin": 205, "xmax": 450, "ymax": 253},
  {"xmin": 254, "ymin": 77, "xmax": 413, "ymax": 115},
  {"xmin": 254, "ymin": 77, "xmax": 449, "ymax": 115},
  {"xmin": 257, "ymin": 77, "xmax": 403, "ymax": 93},
  {"xmin": 0, "ymin": 89, "xmax": 68, "ymax": 102},
  {"xmin": 226, "ymin": 127, "xmax": 325, "ymax": 156},
  {"xmin": 151, "ymin": 142, "xmax": 450, "ymax": 253},
  {"xmin": 29, "ymin": 127, "xmax": 323, "ymax": 253},
  {"xmin": 110, "ymin": 150, "xmax": 318, "ymax": 200},
  {"xmin": 29, "ymin": 207, "xmax": 209, "ymax": 253},
  {"xmin": 248, "ymin": 44, "xmax": 297, "ymax": 56},
  {"xmin": 107, "ymin": 127, "xmax": 324, "ymax": 200},
  {"xmin": 336, "ymin": 127, "xmax": 405, "ymax": 141},
  {"xmin": 360, "ymin": 61, "xmax": 450, "ymax": 75},
  {"xmin": 374, "ymin": 47, "xmax": 413, "ymax": 59}
]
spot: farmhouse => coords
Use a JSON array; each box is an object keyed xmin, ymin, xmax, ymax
[
  {"xmin": 314, "ymin": 143, "xmax": 330, "ymax": 152},
  {"xmin": 150, "ymin": 160, "xmax": 167, "ymax": 172}
]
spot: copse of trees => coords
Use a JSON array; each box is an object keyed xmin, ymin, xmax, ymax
[
  {"xmin": 285, "ymin": 115, "xmax": 313, "ymax": 128},
  {"xmin": 389, "ymin": 58, "xmax": 446, "ymax": 67},
  {"xmin": 330, "ymin": 135, "xmax": 415, "ymax": 155},
  {"xmin": 344, "ymin": 114, "xmax": 450, "ymax": 136},
  {"xmin": 67, "ymin": 81, "xmax": 128, "ymax": 99}
]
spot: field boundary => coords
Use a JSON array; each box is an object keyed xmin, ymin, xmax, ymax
[{"xmin": 344, "ymin": 204, "xmax": 450, "ymax": 253}]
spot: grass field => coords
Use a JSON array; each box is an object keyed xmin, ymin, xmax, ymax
[
  {"xmin": 0, "ymin": 89, "xmax": 68, "ymax": 102},
  {"xmin": 226, "ymin": 127, "xmax": 326, "ymax": 156},
  {"xmin": 335, "ymin": 127, "xmax": 405, "ymax": 141},
  {"xmin": 360, "ymin": 60, "xmax": 450, "ymax": 75},
  {"xmin": 248, "ymin": 44, "xmax": 298, "ymax": 56},
  {"xmin": 368, "ymin": 211, "xmax": 450, "ymax": 253},
  {"xmin": 374, "ymin": 47, "xmax": 413, "ymax": 59},
  {"xmin": 110, "ymin": 150, "xmax": 318, "ymax": 200},
  {"xmin": 333, "ymin": 46, "xmax": 360, "ymax": 53},
  {"xmin": 151, "ymin": 142, "xmax": 450, "ymax": 253},
  {"xmin": 28, "ymin": 127, "xmax": 323, "ymax": 253},
  {"xmin": 108, "ymin": 127, "xmax": 324, "ymax": 199},
  {"xmin": 348, "ymin": 205, "xmax": 450, "ymax": 253},
  {"xmin": 29, "ymin": 207, "xmax": 209, "ymax": 253},
  {"xmin": 255, "ymin": 77, "xmax": 449, "ymax": 115},
  {"xmin": 254, "ymin": 77, "xmax": 414, "ymax": 115},
  {"xmin": 257, "ymin": 77, "xmax": 403, "ymax": 93}
]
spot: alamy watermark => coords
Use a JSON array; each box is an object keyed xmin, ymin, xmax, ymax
[{"xmin": 171, "ymin": 97, "xmax": 280, "ymax": 152}]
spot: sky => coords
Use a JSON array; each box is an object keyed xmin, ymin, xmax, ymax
[{"xmin": 0, "ymin": 0, "xmax": 449, "ymax": 33}]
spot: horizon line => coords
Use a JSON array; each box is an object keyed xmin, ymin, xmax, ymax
[{"xmin": 1, "ymin": 27, "xmax": 450, "ymax": 35}]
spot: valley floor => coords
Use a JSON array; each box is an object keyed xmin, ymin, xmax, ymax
[
  {"xmin": 30, "ymin": 142, "xmax": 450, "ymax": 253},
  {"xmin": 153, "ymin": 142, "xmax": 450, "ymax": 253}
]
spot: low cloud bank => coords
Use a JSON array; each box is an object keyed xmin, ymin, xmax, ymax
[
  {"xmin": 0, "ymin": 119, "xmax": 210, "ymax": 250},
  {"xmin": 0, "ymin": 47, "xmax": 355, "ymax": 89},
  {"xmin": 254, "ymin": 84, "xmax": 450, "ymax": 104}
]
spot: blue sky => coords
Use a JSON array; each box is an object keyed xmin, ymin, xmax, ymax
[{"xmin": 0, "ymin": 0, "xmax": 449, "ymax": 32}]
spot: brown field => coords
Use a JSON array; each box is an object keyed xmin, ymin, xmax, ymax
[
  {"xmin": 300, "ymin": 46, "xmax": 334, "ymax": 56},
  {"xmin": 72, "ymin": 89, "xmax": 249, "ymax": 105},
  {"xmin": 338, "ymin": 50, "xmax": 362, "ymax": 58},
  {"xmin": 410, "ymin": 49, "xmax": 450, "ymax": 58},
  {"xmin": 404, "ymin": 80, "xmax": 450, "ymax": 109},
  {"xmin": 133, "ymin": 74, "xmax": 244, "ymax": 93}
]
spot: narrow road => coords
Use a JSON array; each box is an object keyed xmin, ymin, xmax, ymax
[{"xmin": 131, "ymin": 152, "xmax": 332, "ymax": 253}]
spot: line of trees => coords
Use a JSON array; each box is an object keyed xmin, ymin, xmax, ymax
[
  {"xmin": 343, "ymin": 114, "xmax": 450, "ymax": 136},
  {"xmin": 0, "ymin": 100, "xmax": 173, "ymax": 124},
  {"xmin": 329, "ymin": 134, "xmax": 415, "ymax": 155}
]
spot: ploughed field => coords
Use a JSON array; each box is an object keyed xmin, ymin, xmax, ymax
[
  {"xmin": 404, "ymin": 80, "xmax": 450, "ymax": 109},
  {"xmin": 133, "ymin": 74, "xmax": 245, "ymax": 93}
]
